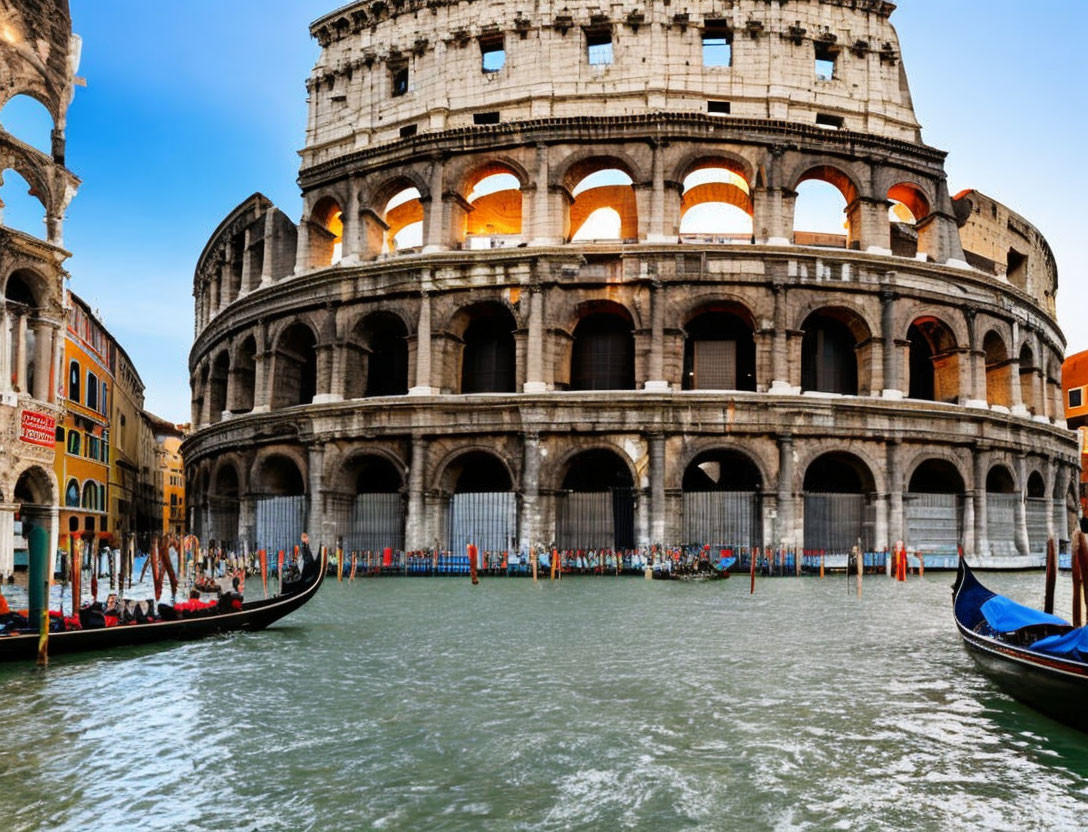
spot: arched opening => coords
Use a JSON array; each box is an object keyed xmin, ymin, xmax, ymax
[
  {"xmin": 1025, "ymin": 469, "xmax": 1048, "ymax": 556},
  {"xmin": 983, "ymin": 331, "xmax": 1011, "ymax": 408},
  {"xmin": 0, "ymin": 167, "xmax": 47, "ymax": 241},
  {"xmin": 15, "ymin": 466, "xmax": 52, "ymax": 507},
  {"xmin": 193, "ymin": 366, "xmax": 207, "ymax": 425},
  {"xmin": 682, "ymin": 307, "xmax": 756, "ymax": 391},
  {"xmin": 803, "ymin": 452, "xmax": 875, "ymax": 554},
  {"xmin": 1019, "ymin": 343, "xmax": 1037, "ymax": 415},
  {"xmin": 338, "ymin": 454, "xmax": 405, "ymax": 554},
  {"xmin": 254, "ymin": 454, "xmax": 308, "ymax": 555},
  {"xmin": 986, "ymin": 464, "xmax": 1018, "ymax": 557},
  {"xmin": 208, "ymin": 351, "xmax": 230, "ymax": 422},
  {"xmin": 0, "ymin": 94, "xmax": 55, "ymax": 157},
  {"xmin": 569, "ymin": 305, "xmax": 635, "ymax": 391},
  {"xmin": 210, "ymin": 464, "xmax": 240, "ymax": 549},
  {"xmin": 443, "ymin": 451, "xmax": 516, "ymax": 557},
  {"xmin": 557, "ymin": 449, "xmax": 635, "ymax": 551},
  {"xmin": 887, "ymin": 183, "xmax": 930, "ymax": 259},
  {"xmin": 310, "ymin": 196, "xmax": 343, "ymax": 267},
  {"xmin": 270, "ymin": 323, "xmax": 318, "ymax": 409},
  {"xmin": 679, "ymin": 164, "xmax": 753, "ymax": 244},
  {"xmin": 459, "ymin": 304, "xmax": 516, "ymax": 394},
  {"xmin": 907, "ymin": 318, "xmax": 959, "ymax": 403},
  {"xmin": 905, "ymin": 459, "xmax": 965, "ymax": 555},
  {"xmin": 231, "ymin": 336, "xmax": 257, "ymax": 414},
  {"xmin": 345, "ymin": 312, "xmax": 409, "ymax": 399},
  {"xmin": 5, "ymin": 270, "xmax": 45, "ymax": 396},
  {"xmin": 64, "ymin": 478, "xmax": 80, "ymax": 508},
  {"xmin": 464, "ymin": 168, "xmax": 522, "ymax": 248},
  {"xmin": 682, "ymin": 450, "xmax": 762, "ymax": 549},
  {"xmin": 383, "ymin": 186, "xmax": 423, "ymax": 252},
  {"xmin": 81, "ymin": 480, "xmax": 98, "ymax": 511},
  {"xmin": 801, "ymin": 309, "xmax": 866, "ymax": 395},
  {"xmin": 793, "ymin": 167, "xmax": 856, "ymax": 248},
  {"xmin": 568, "ymin": 164, "xmax": 638, "ymax": 242}
]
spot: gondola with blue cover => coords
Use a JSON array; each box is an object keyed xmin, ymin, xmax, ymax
[{"xmin": 952, "ymin": 558, "xmax": 1088, "ymax": 731}]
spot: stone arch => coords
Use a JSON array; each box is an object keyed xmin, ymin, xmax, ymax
[
  {"xmin": 799, "ymin": 305, "xmax": 874, "ymax": 396},
  {"xmin": 1, "ymin": 265, "xmax": 51, "ymax": 311},
  {"xmin": 681, "ymin": 300, "xmax": 757, "ymax": 391},
  {"xmin": 907, "ymin": 458, "xmax": 966, "ymax": 493},
  {"xmin": 330, "ymin": 447, "xmax": 408, "ymax": 495},
  {"xmin": 251, "ymin": 450, "xmax": 308, "ymax": 496},
  {"xmin": 453, "ymin": 156, "xmax": 532, "ymax": 198},
  {"xmin": 459, "ymin": 160, "xmax": 527, "ymax": 241},
  {"xmin": 547, "ymin": 442, "xmax": 639, "ymax": 492},
  {"xmin": 982, "ymin": 329, "xmax": 1012, "ymax": 408},
  {"xmin": 14, "ymin": 464, "xmax": 55, "ymax": 507},
  {"xmin": 445, "ymin": 300, "xmax": 518, "ymax": 394},
  {"xmin": 343, "ymin": 309, "xmax": 410, "ymax": 399},
  {"xmin": 567, "ymin": 299, "xmax": 636, "ymax": 391},
  {"xmin": 672, "ymin": 438, "xmax": 775, "ymax": 492},
  {"xmin": 434, "ymin": 446, "xmax": 516, "ymax": 494},
  {"xmin": 670, "ymin": 151, "xmax": 756, "ymax": 189},
  {"xmin": 682, "ymin": 448, "xmax": 763, "ymax": 491},
  {"xmin": 887, "ymin": 181, "xmax": 932, "ymax": 223},
  {"xmin": 788, "ymin": 161, "xmax": 863, "ymax": 204},
  {"xmin": 795, "ymin": 444, "xmax": 886, "ymax": 495},
  {"xmin": 269, "ymin": 320, "xmax": 319, "ymax": 409},
  {"xmin": 906, "ymin": 315, "xmax": 960, "ymax": 403},
  {"xmin": 307, "ymin": 193, "xmax": 345, "ymax": 268},
  {"xmin": 229, "ymin": 334, "xmax": 257, "ymax": 414},
  {"xmin": 553, "ymin": 150, "xmax": 645, "ymax": 193},
  {"xmin": 207, "ymin": 349, "xmax": 231, "ymax": 422},
  {"xmin": 986, "ymin": 463, "xmax": 1018, "ymax": 494},
  {"xmin": 1018, "ymin": 340, "xmax": 1038, "ymax": 415}
]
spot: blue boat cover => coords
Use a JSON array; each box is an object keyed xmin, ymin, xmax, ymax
[
  {"xmin": 980, "ymin": 595, "xmax": 1068, "ymax": 633},
  {"xmin": 714, "ymin": 557, "xmax": 737, "ymax": 572},
  {"xmin": 1030, "ymin": 628, "xmax": 1088, "ymax": 662}
]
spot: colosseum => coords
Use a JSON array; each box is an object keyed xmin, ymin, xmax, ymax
[{"xmin": 185, "ymin": 0, "xmax": 1079, "ymax": 567}]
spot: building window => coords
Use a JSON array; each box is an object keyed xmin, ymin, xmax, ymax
[
  {"xmin": 399, "ymin": 124, "xmax": 417, "ymax": 139},
  {"xmin": 391, "ymin": 65, "xmax": 409, "ymax": 97},
  {"xmin": 1070, "ymin": 388, "xmax": 1083, "ymax": 409},
  {"xmin": 473, "ymin": 111, "xmax": 500, "ymax": 125},
  {"xmin": 81, "ymin": 481, "xmax": 97, "ymax": 511},
  {"xmin": 815, "ymin": 113, "xmax": 844, "ymax": 130},
  {"xmin": 55, "ymin": 426, "xmax": 65, "ymax": 443},
  {"xmin": 67, "ymin": 431, "xmax": 81, "ymax": 456},
  {"xmin": 99, "ymin": 484, "xmax": 106, "ymax": 510},
  {"xmin": 702, "ymin": 22, "xmax": 732, "ymax": 67},
  {"xmin": 68, "ymin": 361, "xmax": 80, "ymax": 402},
  {"xmin": 586, "ymin": 30, "xmax": 613, "ymax": 66},
  {"xmin": 65, "ymin": 479, "xmax": 80, "ymax": 508},
  {"xmin": 815, "ymin": 42, "xmax": 836, "ymax": 80},
  {"xmin": 88, "ymin": 435, "xmax": 100, "ymax": 461},
  {"xmin": 707, "ymin": 100, "xmax": 731, "ymax": 115},
  {"xmin": 86, "ymin": 371, "xmax": 99, "ymax": 410},
  {"xmin": 100, "ymin": 381, "xmax": 108, "ymax": 414},
  {"xmin": 480, "ymin": 35, "xmax": 505, "ymax": 72}
]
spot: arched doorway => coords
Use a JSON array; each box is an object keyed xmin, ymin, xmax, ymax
[
  {"xmin": 985, "ymin": 464, "xmax": 1018, "ymax": 558},
  {"xmin": 208, "ymin": 351, "xmax": 230, "ymax": 422},
  {"xmin": 556, "ymin": 449, "xmax": 635, "ymax": 550},
  {"xmin": 905, "ymin": 459, "xmax": 964, "ymax": 555},
  {"xmin": 569, "ymin": 306, "xmax": 635, "ymax": 391},
  {"xmin": 443, "ymin": 451, "xmax": 516, "ymax": 556},
  {"xmin": 1025, "ymin": 470, "xmax": 1048, "ymax": 556},
  {"xmin": 907, "ymin": 318, "xmax": 959, "ymax": 403},
  {"xmin": 459, "ymin": 304, "xmax": 516, "ymax": 393},
  {"xmin": 231, "ymin": 336, "xmax": 257, "ymax": 414},
  {"xmin": 983, "ymin": 332, "xmax": 1011, "ymax": 408},
  {"xmin": 344, "ymin": 313, "xmax": 409, "ymax": 399},
  {"xmin": 801, "ymin": 310, "xmax": 866, "ymax": 395},
  {"xmin": 210, "ymin": 465, "xmax": 240, "ymax": 550},
  {"xmin": 802, "ymin": 452, "xmax": 875, "ymax": 554},
  {"xmin": 340, "ymin": 454, "xmax": 405, "ymax": 553},
  {"xmin": 271, "ymin": 323, "xmax": 318, "ymax": 409},
  {"xmin": 682, "ymin": 308, "xmax": 756, "ymax": 391},
  {"xmin": 682, "ymin": 450, "xmax": 762, "ymax": 549},
  {"xmin": 253, "ymin": 455, "xmax": 307, "ymax": 555},
  {"xmin": 10, "ymin": 466, "xmax": 55, "ymax": 578}
]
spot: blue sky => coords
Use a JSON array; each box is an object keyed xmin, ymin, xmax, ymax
[{"xmin": 1, "ymin": 1, "xmax": 1085, "ymax": 422}]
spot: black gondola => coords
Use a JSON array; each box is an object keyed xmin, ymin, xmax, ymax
[
  {"xmin": 952, "ymin": 558, "xmax": 1088, "ymax": 731},
  {"xmin": 0, "ymin": 549, "xmax": 326, "ymax": 663}
]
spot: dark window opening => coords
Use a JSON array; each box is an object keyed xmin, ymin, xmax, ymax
[
  {"xmin": 586, "ymin": 30, "xmax": 613, "ymax": 65},
  {"xmin": 473, "ymin": 111, "xmax": 500, "ymax": 125},
  {"xmin": 702, "ymin": 22, "xmax": 732, "ymax": 67},
  {"xmin": 353, "ymin": 456, "xmax": 404, "ymax": 494},
  {"xmin": 1070, "ymin": 388, "xmax": 1083, "ymax": 409},
  {"xmin": 801, "ymin": 315, "xmax": 858, "ymax": 395},
  {"xmin": 570, "ymin": 313, "xmax": 635, "ymax": 391},
  {"xmin": 481, "ymin": 36, "xmax": 505, "ymax": 72},
  {"xmin": 815, "ymin": 42, "xmax": 837, "ymax": 80},
  {"xmin": 1006, "ymin": 248, "xmax": 1028, "ymax": 289},
  {"xmin": 452, "ymin": 452, "xmax": 512, "ymax": 493},
  {"xmin": 391, "ymin": 66, "xmax": 409, "ymax": 97},
  {"xmin": 707, "ymin": 100, "xmax": 731, "ymax": 115},
  {"xmin": 815, "ymin": 113, "xmax": 844, "ymax": 130},
  {"xmin": 908, "ymin": 324, "xmax": 935, "ymax": 401},
  {"xmin": 683, "ymin": 450, "xmax": 761, "ymax": 492},
  {"xmin": 908, "ymin": 460, "xmax": 965, "ymax": 494},
  {"xmin": 461, "ymin": 313, "xmax": 516, "ymax": 394},
  {"xmin": 399, "ymin": 124, "xmax": 418, "ymax": 138},
  {"xmin": 366, "ymin": 324, "xmax": 409, "ymax": 398},
  {"xmin": 683, "ymin": 312, "xmax": 756, "ymax": 391}
]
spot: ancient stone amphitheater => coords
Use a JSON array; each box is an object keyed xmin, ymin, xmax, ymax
[{"xmin": 185, "ymin": 0, "xmax": 1078, "ymax": 566}]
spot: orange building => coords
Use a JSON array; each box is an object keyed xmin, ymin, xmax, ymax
[
  {"xmin": 54, "ymin": 292, "xmax": 113, "ymax": 549},
  {"xmin": 1061, "ymin": 350, "xmax": 1088, "ymax": 514}
]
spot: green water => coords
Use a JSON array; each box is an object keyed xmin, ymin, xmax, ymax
[{"xmin": 2, "ymin": 571, "xmax": 1087, "ymax": 831}]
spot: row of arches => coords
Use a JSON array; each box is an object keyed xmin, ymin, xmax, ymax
[
  {"xmin": 2, "ymin": 267, "xmax": 60, "ymax": 402},
  {"xmin": 195, "ymin": 445, "xmax": 1073, "ymax": 557},
  {"xmin": 297, "ymin": 153, "xmax": 945, "ymax": 267},
  {"xmin": 194, "ymin": 297, "xmax": 1056, "ymax": 423}
]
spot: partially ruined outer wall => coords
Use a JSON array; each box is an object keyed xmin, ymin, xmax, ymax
[{"xmin": 305, "ymin": 0, "xmax": 918, "ymax": 163}]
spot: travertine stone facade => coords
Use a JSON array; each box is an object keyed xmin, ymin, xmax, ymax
[
  {"xmin": 185, "ymin": 0, "xmax": 1078, "ymax": 566},
  {"xmin": 0, "ymin": 0, "xmax": 81, "ymax": 577}
]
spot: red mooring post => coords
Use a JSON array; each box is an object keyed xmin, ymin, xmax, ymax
[
  {"xmin": 469, "ymin": 543, "xmax": 479, "ymax": 585},
  {"xmin": 1045, "ymin": 538, "xmax": 1057, "ymax": 615},
  {"xmin": 749, "ymin": 548, "xmax": 756, "ymax": 594},
  {"xmin": 1072, "ymin": 533, "xmax": 1084, "ymax": 629}
]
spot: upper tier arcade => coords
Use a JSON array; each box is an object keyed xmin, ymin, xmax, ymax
[{"xmin": 304, "ymin": 0, "xmax": 920, "ymax": 165}]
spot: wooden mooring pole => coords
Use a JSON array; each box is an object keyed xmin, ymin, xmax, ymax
[{"xmin": 1044, "ymin": 538, "xmax": 1057, "ymax": 615}]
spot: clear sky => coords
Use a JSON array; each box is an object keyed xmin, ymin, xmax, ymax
[{"xmin": 2, "ymin": 1, "xmax": 1085, "ymax": 422}]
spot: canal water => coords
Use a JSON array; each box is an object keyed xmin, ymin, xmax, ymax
[{"xmin": 2, "ymin": 571, "xmax": 1087, "ymax": 831}]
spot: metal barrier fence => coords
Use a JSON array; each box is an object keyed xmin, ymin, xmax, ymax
[
  {"xmin": 904, "ymin": 493, "xmax": 962, "ymax": 556},
  {"xmin": 255, "ymin": 495, "xmax": 308, "ymax": 557},
  {"xmin": 447, "ymin": 492, "xmax": 516, "ymax": 554},
  {"xmin": 986, "ymin": 494, "xmax": 1018, "ymax": 558},
  {"xmin": 1026, "ymin": 497, "xmax": 1048, "ymax": 556},
  {"xmin": 682, "ymin": 492, "xmax": 761, "ymax": 550},
  {"xmin": 803, "ymin": 494, "xmax": 875, "ymax": 554},
  {"xmin": 555, "ymin": 490, "xmax": 635, "ymax": 550}
]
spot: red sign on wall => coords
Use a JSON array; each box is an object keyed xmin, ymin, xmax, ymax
[{"xmin": 20, "ymin": 410, "xmax": 56, "ymax": 448}]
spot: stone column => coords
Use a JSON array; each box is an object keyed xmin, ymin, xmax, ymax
[
  {"xmin": 294, "ymin": 207, "xmax": 312, "ymax": 275},
  {"xmin": 1045, "ymin": 456, "xmax": 1058, "ymax": 547},
  {"xmin": 649, "ymin": 433, "xmax": 666, "ymax": 545},
  {"xmin": 48, "ymin": 323, "xmax": 61, "ymax": 403},
  {"xmin": 0, "ymin": 504, "xmax": 14, "ymax": 579},
  {"xmin": 524, "ymin": 287, "xmax": 546, "ymax": 393},
  {"xmin": 341, "ymin": 182, "xmax": 361, "ymax": 264},
  {"xmin": 645, "ymin": 281, "xmax": 668, "ymax": 391},
  {"xmin": 312, "ymin": 344, "xmax": 341, "ymax": 404},
  {"xmin": 260, "ymin": 211, "xmax": 276, "ymax": 287},
  {"xmin": 769, "ymin": 282, "xmax": 792, "ymax": 393},
  {"xmin": 519, "ymin": 432, "xmax": 540, "ymax": 554},
  {"xmin": 409, "ymin": 291, "xmax": 435, "ymax": 396},
  {"xmin": 530, "ymin": 144, "xmax": 563, "ymax": 246},
  {"xmin": 422, "ymin": 157, "xmax": 445, "ymax": 253},
  {"xmin": 776, "ymin": 434, "xmax": 795, "ymax": 548},
  {"xmin": 973, "ymin": 447, "xmax": 989, "ymax": 558},
  {"xmin": 14, "ymin": 313, "xmax": 27, "ymax": 393},
  {"xmin": 964, "ymin": 308, "xmax": 987, "ymax": 408},
  {"xmin": 0, "ymin": 306, "xmax": 10, "ymax": 393},
  {"xmin": 887, "ymin": 439, "xmax": 904, "ymax": 548},
  {"xmin": 405, "ymin": 435, "xmax": 427, "ymax": 551},
  {"xmin": 753, "ymin": 188, "xmax": 795, "ymax": 246},
  {"xmin": 252, "ymin": 321, "xmax": 270, "ymax": 413},
  {"xmin": 881, "ymin": 288, "xmax": 901, "ymax": 399},
  {"xmin": 1009, "ymin": 322, "xmax": 1029, "ymax": 417},
  {"xmin": 32, "ymin": 320, "xmax": 50, "ymax": 401},
  {"xmin": 307, "ymin": 444, "xmax": 327, "ymax": 545},
  {"xmin": 846, "ymin": 197, "xmax": 892, "ymax": 254},
  {"xmin": 1014, "ymin": 454, "xmax": 1030, "ymax": 558},
  {"xmin": 645, "ymin": 142, "xmax": 674, "ymax": 244},
  {"xmin": 219, "ymin": 257, "xmax": 232, "ymax": 312}
]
